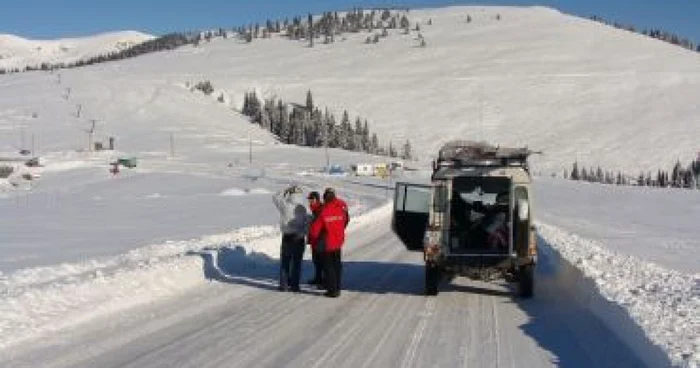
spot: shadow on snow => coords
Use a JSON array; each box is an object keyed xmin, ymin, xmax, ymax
[{"xmin": 187, "ymin": 236, "xmax": 667, "ymax": 368}]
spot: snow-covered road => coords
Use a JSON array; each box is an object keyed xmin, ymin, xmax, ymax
[{"xmin": 3, "ymin": 211, "xmax": 652, "ymax": 368}]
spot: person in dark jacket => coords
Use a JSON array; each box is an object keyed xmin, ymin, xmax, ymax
[
  {"xmin": 309, "ymin": 188, "xmax": 350, "ymax": 298},
  {"xmin": 273, "ymin": 185, "xmax": 309, "ymax": 292},
  {"xmin": 306, "ymin": 191, "xmax": 324, "ymax": 286}
]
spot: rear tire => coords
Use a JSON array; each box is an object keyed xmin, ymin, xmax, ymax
[
  {"xmin": 425, "ymin": 263, "xmax": 440, "ymax": 296},
  {"xmin": 518, "ymin": 264, "xmax": 534, "ymax": 298}
]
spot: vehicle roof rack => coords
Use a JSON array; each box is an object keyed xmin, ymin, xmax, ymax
[{"xmin": 435, "ymin": 140, "xmax": 538, "ymax": 173}]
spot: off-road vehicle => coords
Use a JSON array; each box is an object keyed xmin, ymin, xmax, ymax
[{"xmin": 392, "ymin": 141, "xmax": 537, "ymax": 297}]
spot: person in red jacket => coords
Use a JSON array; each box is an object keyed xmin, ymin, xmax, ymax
[
  {"xmin": 309, "ymin": 188, "xmax": 349, "ymax": 298},
  {"xmin": 306, "ymin": 191, "xmax": 324, "ymax": 286}
]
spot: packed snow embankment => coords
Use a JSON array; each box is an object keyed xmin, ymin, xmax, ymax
[
  {"xmin": 0, "ymin": 226, "xmax": 279, "ymax": 350},
  {"xmin": 0, "ymin": 202, "xmax": 391, "ymax": 351},
  {"xmin": 538, "ymin": 223, "xmax": 699, "ymax": 368}
]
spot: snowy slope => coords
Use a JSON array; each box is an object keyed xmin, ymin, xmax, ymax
[
  {"xmin": 0, "ymin": 5, "xmax": 698, "ymax": 368},
  {"xmin": 0, "ymin": 31, "xmax": 153, "ymax": 70},
  {"xmin": 136, "ymin": 5, "xmax": 698, "ymax": 174}
]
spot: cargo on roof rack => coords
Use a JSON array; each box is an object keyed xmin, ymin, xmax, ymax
[{"xmin": 435, "ymin": 140, "xmax": 537, "ymax": 173}]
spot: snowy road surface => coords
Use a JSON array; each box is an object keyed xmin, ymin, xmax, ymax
[{"xmin": 3, "ymin": 214, "xmax": 648, "ymax": 368}]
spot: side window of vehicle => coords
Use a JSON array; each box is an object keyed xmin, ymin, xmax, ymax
[{"xmin": 404, "ymin": 185, "xmax": 431, "ymax": 213}]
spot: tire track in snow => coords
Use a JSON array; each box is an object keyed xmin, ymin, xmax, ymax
[
  {"xmin": 308, "ymin": 246, "xmax": 409, "ymax": 368},
  {"xmin": 202, "ymin": 293, "xmax": 314, "ymax": 367},
  {"xmin": 47, "ymin": 286, "xmax": 286, "ymax": 368},
  {"xmin": 117, "ymin": 289, "xmax": 307, "ymax": 368},
  {"xmin": 400, "ymin": 297, "xmax": 437, "ymax": 368},
  {"xmin": 359, "ymin": 291, "xmax": 415, "ymax": 368}
]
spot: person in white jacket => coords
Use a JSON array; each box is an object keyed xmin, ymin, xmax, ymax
[{"xmin": 272, "ymin": 185, "xmax": 310, "ymax": 292}]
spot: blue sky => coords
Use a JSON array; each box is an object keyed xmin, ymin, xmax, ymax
[{"xmin": 1, "ymin": 0, "xmax": 698, "ymax": 43}]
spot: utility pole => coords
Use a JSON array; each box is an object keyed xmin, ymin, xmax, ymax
[
  {"xmin": 478, "ymin": 86, "xmax": 483, "ymax": 142},
  {"xmin": 386, "ymin": 134, "xmax": 393, "ymax": 197},
  {"xmin": 87, "ymin": 119, "xmax": 96, "ymax": 152},
  {"xmin": 386, "ymin": 167, "xmax": 391, "ymax": 197},
  {"xmin": 20, "ymin": 127, "xmax": 26, "ymax": 152},
  {"xmin": 249, "ymin": 133, "xmax": 252, "ymax": 163}
]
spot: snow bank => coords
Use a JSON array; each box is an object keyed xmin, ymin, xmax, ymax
[
  {"xmin": 0, "ymin": 199, "xmax": 391, "ymax": 351},
  {"xmin": 347, "ymin": 201, "xmax": 392, "ymax": 231},
  {"xmin": 220, "ymin": 188, "xmax": 246, "ymax": 196},
  {"xmin": 219, "ymin": 187, "xmax": 271, "ymax": 196},
  {"xmin": 0, "ymin": 225, "xmax": 278, "ymax": 350},
  {"xmin": 538, "ymin": 223, "xmax": 699, "ymax": 368}
]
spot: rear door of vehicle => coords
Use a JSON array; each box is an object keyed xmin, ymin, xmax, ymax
[
  {"xmin": 392, "ymin": 182, "xmax": 431, "ymax": 251},
  {"xmin": 448, "ymin": 176, "xmax": 514, "ymax": 264}
]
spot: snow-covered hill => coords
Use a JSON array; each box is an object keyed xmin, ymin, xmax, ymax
[
  {"xmin": 0, "ymin": 31, "xmax": 153, "ymax": 70},
  {"xmin": 1, "ymin": 7, "xmax": 699, "ymax": 172},
  {"xmin": 0, "ymin": 5, "xmax": 698, "ymax": 368}
]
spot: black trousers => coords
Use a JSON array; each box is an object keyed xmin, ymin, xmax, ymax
[
  {"xmin": 280, "ymin": 234, "xmax": 305, "ymax": 290},
  {"xmin": 322, "ymin": 250, "xmax": 342, "ymax": 295},
  {"xmin": 311, "ymin": 248, "xmax": 324, "ymax": 283}
]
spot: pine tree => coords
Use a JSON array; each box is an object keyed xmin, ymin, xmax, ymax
[
  {"xmin": 672, "ymin": 161, "xmax": 682, "ymax": 187},
  {"xmin": 636, "ymin": 172, "xmax": 643, "ymax": 186},
  {"xmin": 328, "ymin": 115, "xmax": 339, "ymax": 148},
  {"xmin": 402, "ymin": 140, "xmax": 412, "ymax": 159},
  {"xmin": 247, "ymin": 91, "xmax": 261, "ymax": 119},
  {"xmin": 311, "ymin": 108, "xmax": 324, "ymax": 147},
  {"xmin": 400, "ymin": 15, "xmax": 410, "ymax": 31},
  {"xmin": 354, "ymin": 118, "xmax": 364, "ymax": 151},
  {"xmin": 278, "ymin": 101, "xmax": 290, "ymax": 140},
  {"xmin": 571, "ymin": 162, "xmax": 580, "ymax": 180},
  {"xmin": 261, "ymin": 108, "xmax": 271, "ymax": 130},
  {"xmin": 370, "ymin": 133, "xmax": 379, "ymax": 154},
  {"xmin": 339, "ymin": 110, "xmax": 350, "ymax": 149},
  {"xmin": 306, "ymin": 90, "xmax": 314, "ymax": 111}
]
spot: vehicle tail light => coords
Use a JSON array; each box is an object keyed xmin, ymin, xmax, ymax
[{"xmin": 528, "ymin": 231, "xmax": 537, "ymax": 257}]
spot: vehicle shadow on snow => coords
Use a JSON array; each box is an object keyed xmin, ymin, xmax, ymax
[
  {"xmin": 188, "ymin": 245, "xmax": 540, "ymax": 299},
  {"xmin": 513, "ymin": 235, "xmax": 669, "ymax": 368},
  {"xmin": 442, "ymin": 281, "xmax": 515, "ymax": 297}
]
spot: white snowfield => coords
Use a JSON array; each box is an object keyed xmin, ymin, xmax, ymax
[
  {"xmin": 0, "ymin": 31, "xmax": 153, "ymax": 70},
  {"xmin": 0, "ymin": 5, "xmax": 698, "ymax": 368}
]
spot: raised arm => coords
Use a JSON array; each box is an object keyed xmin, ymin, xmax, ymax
[{"xmin": 272, "ymin": 188, "xmax": 287, "ymax": 211}]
